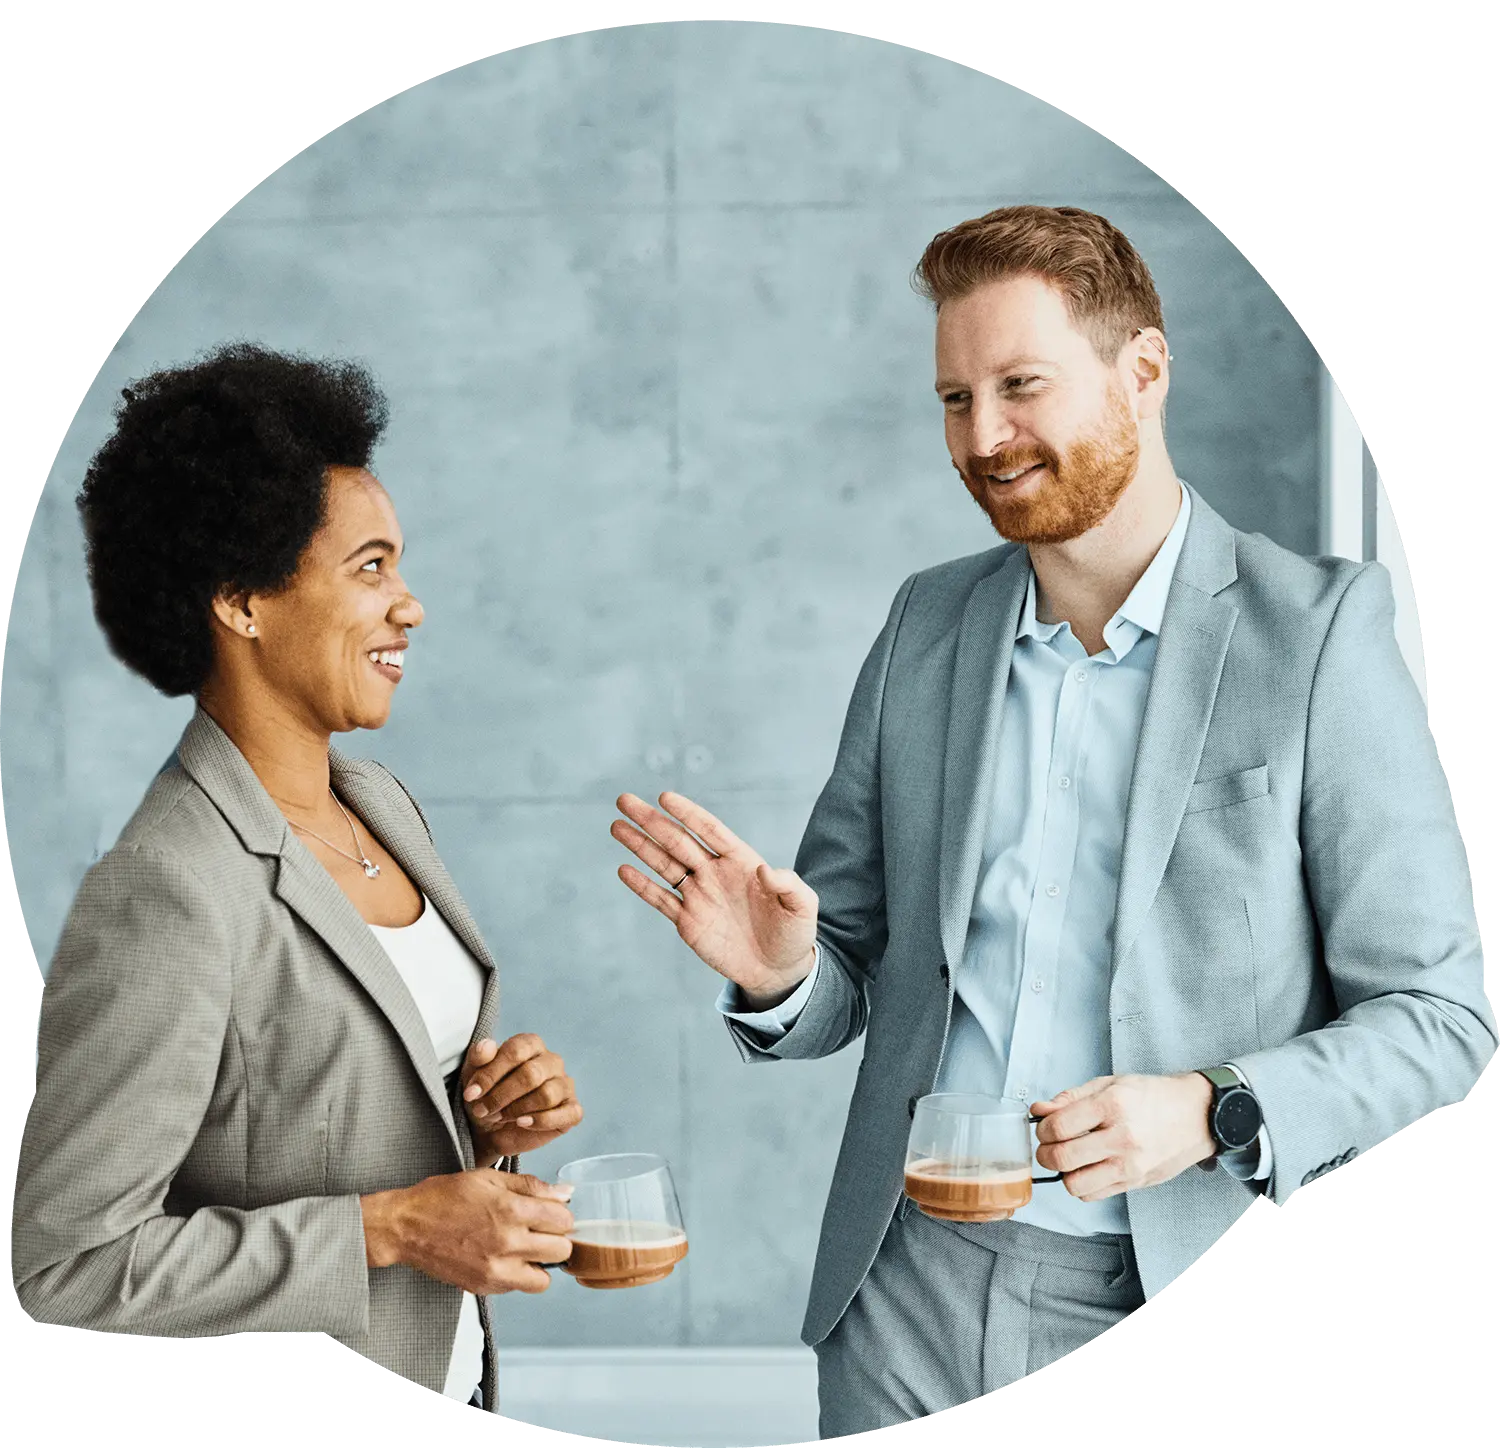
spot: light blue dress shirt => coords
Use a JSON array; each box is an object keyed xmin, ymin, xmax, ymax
[{"xmin": 723, "ymin": 485, "xmax": 1269, "ymax": 1235}]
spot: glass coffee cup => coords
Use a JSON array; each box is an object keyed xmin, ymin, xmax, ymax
[
  {"xmin": 556, "ymin": 1153, "xmax": 689, "ymax": 1289},
  {"xmin": 903, "ymin": 1093, "xmax": 1061, "ymax": 1222}
]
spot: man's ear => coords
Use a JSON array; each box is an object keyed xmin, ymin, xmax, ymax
[{"xmin": 1126, "ymin": 327, "xmax": 1170, "ymax": 419}]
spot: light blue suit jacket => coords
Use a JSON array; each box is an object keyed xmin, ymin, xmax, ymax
[{"xmin": 727, "ymin": 485, "xmax": 1495, "ymax": 1345}]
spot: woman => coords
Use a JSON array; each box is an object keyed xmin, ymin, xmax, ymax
[{"xmin": 12, "ymin": 343, "xmax": 583, "ymax": 1410}]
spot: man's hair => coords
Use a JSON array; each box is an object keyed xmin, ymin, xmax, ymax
[
  {"xmin": 912, "ymin": 205, "xmax": 1166, "ymax": 363},
  {"xmin": 77, "ymin": 341, "xmax": 389, "ymax": 697}
]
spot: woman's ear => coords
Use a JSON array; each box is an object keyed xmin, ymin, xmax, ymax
[{"xmin": 211, "ymin": 591, "xmax": 258, "ymax": 639}]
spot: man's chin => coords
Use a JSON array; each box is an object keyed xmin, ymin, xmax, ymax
[{"xmin": 978, "ymin": 498, "xmax": 1091, "ymax": 546}]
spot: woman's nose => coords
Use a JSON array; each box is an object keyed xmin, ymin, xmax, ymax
[{"xmin": 390, "ymin": 588, "xmax": 424, "ymax": 629}]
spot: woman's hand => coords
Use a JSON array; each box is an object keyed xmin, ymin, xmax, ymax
[
  {"xmin": 361, "ymin": 1169, "xmax": 574, "ymax": 1294},
  {"xmin": 460, "ymin": 1034, "xmax": 583, "ymax": 1162}
]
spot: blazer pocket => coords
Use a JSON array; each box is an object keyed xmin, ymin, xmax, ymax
[{"xmin": 1184, "ymin": 764, "xmax": 1270, "ymax": 815}]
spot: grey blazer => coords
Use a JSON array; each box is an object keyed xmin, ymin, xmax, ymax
[
  {"xmin": 729, "ymin": 484, "xmax": 1496, "ymax": 1346},
  {"xmin": 13, "ymin": 708, "xmax": 505, "ymax": 1406}
]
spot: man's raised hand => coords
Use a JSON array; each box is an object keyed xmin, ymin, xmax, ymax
[{"xmin": 611, "ymin": 791, "xmax": 817, "ymax": 1008}]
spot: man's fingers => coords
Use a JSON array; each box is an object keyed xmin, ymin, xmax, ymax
[
  {"xmin": 658, "ymin": 791, "xmax": 749, "ymax": 860},
  {"xmin": 757, "ymin": 864, "xmax": 816, "ymax": 915},
  {"xmin": 616, "ymin": 864, "xmax": 684, "ymax": 924},
  {"xmin": 1036, "ymin": 1128, "xmax": 1116, "ymax": 1175},
  {"xmin": 1032, "ymin": 1080, "xmax": 1114, "ymax": 1143},
  {"xmin": 609, "ymin": 819, "xmax": 691, "ymax": 886},
  {"xmin": 615, "ymin": 793, "xmax": 717, "ymax": 869},
  {"xmin": 1062, "ymin": 1163, "xmax": 1127, "ymax": 1201}
]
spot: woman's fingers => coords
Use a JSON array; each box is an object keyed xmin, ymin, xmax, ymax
[
  {"xmin": 462, "ymin": 1033, "xmax": 545, "ymax": 1102},
  {"xmin": 517, "ymin": 1230, "xmax": 574, "ymax": 1265},
  {"xmin": 489, "ymin": 1075, "xmax": 577, "ymax": 1121},
  {"xmin": 502, "ymin": 1100, "xmax": 584, "ymax": 1134},
  {"xmin": 470, "ymin": 1053, "xmax": 565, "ymax": 1118}
]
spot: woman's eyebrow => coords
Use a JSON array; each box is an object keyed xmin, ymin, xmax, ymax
[{"xmin": 341, "ymin": 538, "xmax": 402, "ymax": 563}]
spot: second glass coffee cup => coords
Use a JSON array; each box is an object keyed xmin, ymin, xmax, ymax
[{"xmin": 903, "ymin": 1093, "xmax": 1062, "ymax": 1222}]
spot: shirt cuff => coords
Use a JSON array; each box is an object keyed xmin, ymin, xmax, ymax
[
  {"xmin": 715, "ymin": 945, "xmax": 821, "ymax": 1039},
  {"xmin": 1222, "ymin": 1062, "xmax": 1273, "ymax": 1181}
]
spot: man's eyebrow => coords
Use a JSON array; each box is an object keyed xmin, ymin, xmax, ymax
[
  {"xmin": 342, "ymin": 538, "xmax": 402, "ymax": 563},
  {"xmin": 934, "ymin": 358, "xmax": 1059, "ymax": 392}
]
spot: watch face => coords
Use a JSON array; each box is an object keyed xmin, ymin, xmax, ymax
[{"xmin": 1215, "ymin": 1089, "xmax": 1262, "ymax": 1150}]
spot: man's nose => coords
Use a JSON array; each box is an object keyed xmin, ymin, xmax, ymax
[{"xmin": 964, "ymin": 399, "xmax": 1018, "ymax": 458}]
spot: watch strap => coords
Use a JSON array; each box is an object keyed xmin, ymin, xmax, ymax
[{"xmin": 1199, "ymin": 1065, "xmax": 1242, "ymax": 1092}]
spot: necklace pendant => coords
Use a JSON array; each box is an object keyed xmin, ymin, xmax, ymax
[{"xmin": 362, "ymin": 859, "xmax": 381, "ymax": 879}]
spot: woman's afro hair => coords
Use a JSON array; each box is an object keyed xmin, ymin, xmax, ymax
[{"xmin": 77, "ymin": 341, "xmax": 389, "ymax": 696}]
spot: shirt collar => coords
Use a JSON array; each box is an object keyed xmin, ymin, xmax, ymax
[{"xmin": 1016, "ymin": 481, "xmax": 1191, "ymax": 647}]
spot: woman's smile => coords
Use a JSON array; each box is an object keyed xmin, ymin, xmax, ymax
[{"xmin": 367, "ymin": 642, "xmax": 407, "ymax": 684}]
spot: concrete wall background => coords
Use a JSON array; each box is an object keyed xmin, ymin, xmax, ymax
[{"xmin": 1, "ymin": 22, "xmax": 1323, "ymax": 1351}]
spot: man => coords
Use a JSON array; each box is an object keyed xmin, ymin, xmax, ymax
[{"xmin": 610, "ymin": 205, "xmax": 1494, "ymax": 1435}]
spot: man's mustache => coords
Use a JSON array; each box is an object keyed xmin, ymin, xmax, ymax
[{"xmin": 955, "ymin": 450, "xmax": 1055, "ymax": 487}]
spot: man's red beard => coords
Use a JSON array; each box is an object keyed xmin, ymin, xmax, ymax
[{"xmin": 955, "ymin": 382, "xmax": 1140, "ymax": 545}]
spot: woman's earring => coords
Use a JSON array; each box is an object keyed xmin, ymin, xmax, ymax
[{"xmin": 246, "ymin": 624, "xmax": 257, "ymax": 636}]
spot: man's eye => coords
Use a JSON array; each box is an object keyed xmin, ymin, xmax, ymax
[
  {"xmin": 942, "ymin": 394, "xmax": 969, "ymax": 408},
  {"xmin": 360, "ymin": 559, "xmax": 380, "ymax": 573},
  {"xmin": 1005, "ymin": 376, "xmax": 1039, "ymax": 391}
]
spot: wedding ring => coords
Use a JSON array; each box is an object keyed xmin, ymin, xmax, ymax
[{"xmin": 674, "ymin": 869, "xmax": 692, "ymax": 890}]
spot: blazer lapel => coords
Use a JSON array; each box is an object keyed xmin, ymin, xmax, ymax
[
  {"xmin": 176, "ymin": 710, "xmax": 469, "ymax": 1160},
  {"xmin": 1111, "ymin": 489, "xmax": 1240, "ymax": 972},
  {"xmin": 937, "ymin": 545, "xmax": 1031, "ymax": 973},
  {"xmin": 329, "ymin": 753, "xmax": 502, "ymax": 1057}
]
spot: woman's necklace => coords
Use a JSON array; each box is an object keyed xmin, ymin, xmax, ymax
[{"xmin": 289, "ymin": 790, "xmax": 381, "ymax": 878}]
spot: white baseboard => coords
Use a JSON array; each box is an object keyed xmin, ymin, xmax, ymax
[{"xmin": 495, "ymin": 1347, "xmax": 819, "ymax": 1446}]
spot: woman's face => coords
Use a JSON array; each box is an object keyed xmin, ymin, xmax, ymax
[{"xmin": 247, "ymin": 466, "xmax": 423, "ymax": 733}]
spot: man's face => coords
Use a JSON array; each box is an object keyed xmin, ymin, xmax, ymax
[{"xmin": 934, "ymin": 274, "xmax": 1141, "ymax": 545}]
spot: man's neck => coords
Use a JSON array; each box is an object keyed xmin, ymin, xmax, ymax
[
  {"xmin": 1029, "ymin": 453, "xmax": 1182, "ymax": 657},
  {"xmin": 197, "ymin": 678, "xmax": 335, "ymax": 820}
]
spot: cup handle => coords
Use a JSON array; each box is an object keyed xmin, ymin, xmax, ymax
[{"xmin": 1027, "ymin": 1114, "xmax": 1064, "ymax": 1184}]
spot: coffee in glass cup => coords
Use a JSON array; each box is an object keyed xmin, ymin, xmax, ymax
[
  {"xmin": 903, "ymin": 1093, "xmax": 1061, "ymax": 1223},
  {"xmin": 556, "ymin": 1153, "xmax": 688, "ymax": 1289}
]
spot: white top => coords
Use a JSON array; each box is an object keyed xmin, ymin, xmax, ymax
[{"xmin": 369, "ymin": 896, "xmax": 488, "ymax": 1401}]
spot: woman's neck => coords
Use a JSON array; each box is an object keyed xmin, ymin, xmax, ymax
[{"xmin": 197, "ymin": 679, "xmax": 333, "ymax": 818}]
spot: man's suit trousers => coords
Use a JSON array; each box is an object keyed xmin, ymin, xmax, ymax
[{"xmin": 814, "ymin": 1205, "xmax": 1144, "ymax": 1437}]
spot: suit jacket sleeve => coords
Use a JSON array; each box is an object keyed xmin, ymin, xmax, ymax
[
  {"xmin": 725, "ymin": 574, "xmax": 917, "ymax": 1063},
  {"xmin": 12, "ymin": 844, "xmax": 371, "ymax": 1337},
  {"xmin": 1231, "ymin": 562, "xmax": 1496, "ymax": 1201}
]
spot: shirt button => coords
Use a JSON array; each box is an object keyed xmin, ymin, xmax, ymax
[
  {"xmin": 1074, "ymin": 670, "xmax": 1087, "ymax": 683},
  {"xmin": 1045, "ymin": 883, "xmax": 1060, "ymax": 898},
  {"xmin": 1031, "ymin": 978, "xmax": 1045, "ymax": 992},
  {"xmin": 1059, "ymin": 776, "xmax": 1071, "ymax": 789},
  {"xmin": 1013, "ymin": 1086, "xmax": 1030, "ymax": 1100}
]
